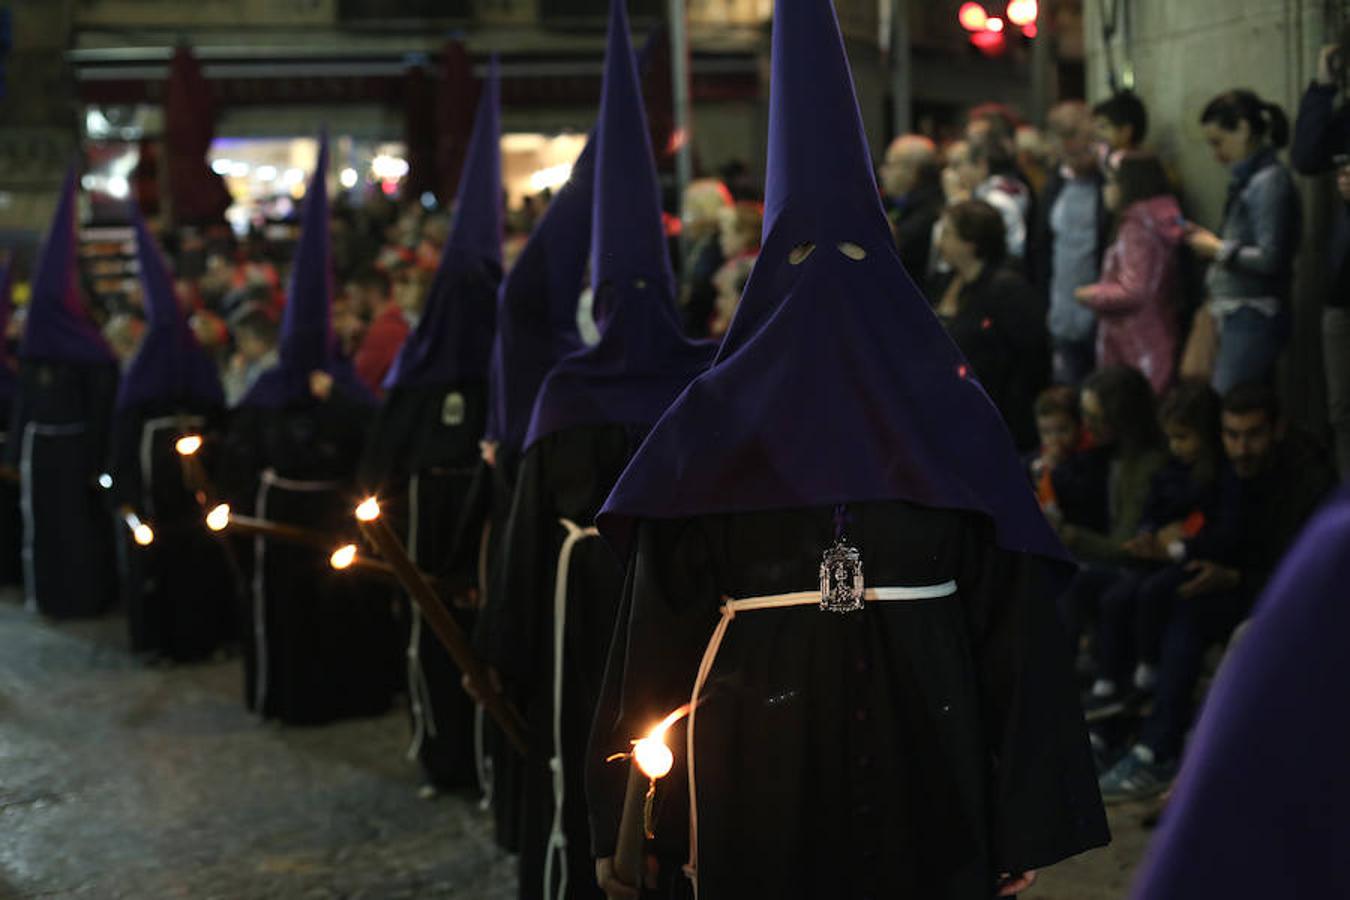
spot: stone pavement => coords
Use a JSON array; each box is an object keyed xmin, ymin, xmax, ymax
[{"xmin": 0, "ymin": 590, "xmax": 1153, "ymax": 899}]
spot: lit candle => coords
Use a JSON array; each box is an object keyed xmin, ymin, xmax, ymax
[
  {"xmin": 120, "ymin": 507, "xmax": 155, "ymax": 547},
  {"xmin": 330, "ymin": 543, "xmax": 358, "ymax": 570},
  {"xmin": 615, "ymin": 706, "xmax": 689, "ymax": 887},
  {"xmin": 175, "ymin": 433, "xmax": 213, "ymax": 508},
  {"xmin": 205, "ymin": 503, "xmax": 231, "ymax": 532}
]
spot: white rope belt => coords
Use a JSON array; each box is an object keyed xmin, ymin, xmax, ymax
[
  {"xmin": 475, "ymin": 519, "xmax": 494, "ymax": 811},
  {"xmin": 684, "ymin": 581, "xmax": 958, "ymax": 894},
  {"xmin": 544, "ymin": 518, "xmax": 600, "ymax": 900}
]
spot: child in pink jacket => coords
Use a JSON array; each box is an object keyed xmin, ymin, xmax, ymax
[{"xmin": 1075, "ymin": 152, "xmax": 1184, "ymax": 394}]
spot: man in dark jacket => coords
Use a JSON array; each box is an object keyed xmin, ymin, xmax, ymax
[{"xmin": 1291, "ymin": 39, "xmax": 1350, "ymax": 478}]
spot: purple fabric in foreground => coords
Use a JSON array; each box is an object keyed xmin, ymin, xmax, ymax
[
  {"xmin": 20, "ymin": 167, "xmax": 116, "ymax": 366},
  {"xmin": 240, "ymin": 135, "xmax": 372, "ymax": 409},
  {"xmin": 522, "ymin": 0, "xmax": 714, "ymax": 450},
  {"xmin": 1130, "ymin": 486, "xmax": 1350, "ymax": 899},
  {"xmin": 596, "ymin": 0, "xmax": 1065, "ymax": 565},
  {"xmin": 384, "ymin": 57, "xmax": 503, "ymax": 392},
  {"xmin": 116, "ymin": 204, "xmax": 225, "ymax": 411}
]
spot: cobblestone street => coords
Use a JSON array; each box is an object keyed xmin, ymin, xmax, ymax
[{"xmin": 0, "ymin": 591, "xmax": 1150, "ymax": 899}]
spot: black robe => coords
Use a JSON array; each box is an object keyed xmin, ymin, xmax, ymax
[
  {"xmin": 587, "ymin": 502, "xmax": 1110, "ymax": 900},
  {"xmin": 361, "ymin": 380, "xmax": 488, "ymax": 791},
  {"xmin": 476, "ymin": 424, "xmax": 641, "ymax": 900},
  {"xmin": 221, "ymin": 388, "xmax": 399, "ymax": 725},
  {"xmin": 6, "ymin": 360, "xmax": 118, "ymax": 618},
  {"xmin": 110, "ymin": 401, "xmax": 235, "ymax": 661}
]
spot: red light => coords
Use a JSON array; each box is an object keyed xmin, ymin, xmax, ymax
[
  {"xmin": 986, "ymin": 16, "xmax": 1005, "ymax": 32},
  {"xmin": 1006, "ymin": 0, "xmax": 1038, "ymax": 27},
  {"xmin": 970, "ymin": 29, "xmax": 1007, "ymax": 55},
  {"xmin": 957, "ymin": 364, "xmax": 970, "ymax": 379},
  {"xmin": 1022, "ymin": 23, "xmax": 1038, "ymax": 38},
  {"xmin": 958, "ymin": 2, "xmax": 988, "ymax": 32}
]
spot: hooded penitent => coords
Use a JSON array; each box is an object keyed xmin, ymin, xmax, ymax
[
  {"xmin": 383, "ymin": 57, "xmax": 502, "ymax": 393},
  {"xmin": 522, "ymin": 0, "xmax": 715, "ymax": 450},
  {"xmin": 596, "ymin": 0, "xmax": 1066, "ymax": 566},
  {"xmin": 116, "ymin": 204, "xmax": 225, "ymax": 412},
  {"xmin": 20, "ymin": 168, "xmax": 116, "ymax": 367},
  {"xmin": 240, "ymin": 135, "xmax": 372, "ymax": 408}
]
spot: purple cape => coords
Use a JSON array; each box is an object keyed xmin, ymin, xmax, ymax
[
  {"xmin": 116, "ymin": 205, "xmax": 225, "ymax": 411},
  {"xmin": 240, "ymin": 135, "xmax": 372, "ymax": 409},
  {"xmin": 1130, "ymin": 486, "xmax": 1350, "ymax": 898},
  {"xmin": 20, "ymin": 167, "xmax": 116, "ymax": 366},
  {"xmin": 384, "ymin": 57, "xmax": 503, "ymax": 392},
  {"xmin": 522, "ymin": 0, "xmax": 715, "ymax": 450},
  {"xmin": 596, "ymin": 0, "xmax": 1066, "ymax": 565}
]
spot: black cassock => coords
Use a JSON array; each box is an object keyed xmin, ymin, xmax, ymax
[
  {"xmin": 222, "ymin": 392, "xmax": 399, "ymax": 724},
  {"xmin": 110, "ymin": 401, "xmax": 235, "ymax": 661},
  {"xmin": 7, "ymin": 360, "xmax": 118, "ymax": 618},
  {"xmin": 361, "ymin": 381, "xmax": 487, "ymax": 791},
  {"xmin": 477, "ymin": 424, "xmax": 639, "ymax": 900},
  {"xmin": 588, "ymin": 502, "xmax": 1109, "ymax": 900}
]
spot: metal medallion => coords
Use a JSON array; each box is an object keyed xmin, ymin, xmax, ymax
[{"xmin": 819, "ymin": 538, "xmax": 865, "ymax": 614}]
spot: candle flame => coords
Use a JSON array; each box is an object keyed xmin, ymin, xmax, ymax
[
  {"xmin": 330, "ymin": 543, "xmax": 358, "ymax": 570},
  {"xmin": 355, "ymin": 497, "xmax": 382, "ymax": 522},
  {"xmin": 206, "ymin": 503, "xmax": 231, "ymax": 532},
  {"xmin": 133, "ymin": 523, "xmax": 155, "ymax": 546},
  {"xmin": 175, "ymin": 434, "xmax": 204, "ymax": 456},
  {"xmin": 630, "ymin": 704, "xmax": 690, "ymax": 780}
]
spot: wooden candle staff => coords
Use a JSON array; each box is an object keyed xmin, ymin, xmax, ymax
[{"xmin": 354, "ymin": 496, "xmax": 529, "ymax": 756}]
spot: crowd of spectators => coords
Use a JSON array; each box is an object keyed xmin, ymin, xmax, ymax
[{"xmin": 876, "ymin": 47, "xmax": 1350, "ymax": 809}]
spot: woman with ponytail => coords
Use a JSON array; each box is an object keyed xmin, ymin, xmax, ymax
[{"xmin": 1185, "ymin": 89, "xmax": 1301, "ymax": 394}]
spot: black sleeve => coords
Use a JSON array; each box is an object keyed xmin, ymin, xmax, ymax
[
  {"xmin": 441, "ymin": 458, "xmax": 493, "ymax": 592},
  {"xmin": 473, "ymin": 445, "xmax": 554, "ymax": 691},
  {"xmin": 958, "ymin": 520, "xmax": 1110, "ymax": 874},
  {"xmin": 585, "ymin": 518, "xmax": 722, "ymax": 859},
  {"xmin": 1291, "ymin": 82, "xmax": 1346, "ymax": 175}
]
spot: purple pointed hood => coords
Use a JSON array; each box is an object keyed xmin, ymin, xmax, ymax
[
  {"xmin": 384, "ymin": 56, "xmax": 503, "ymax": 391},
  {"xmin": 241, "ymin": 135, "xmax": 372, "ymax": 408},
  {"xmin": 116, "ymin": 204, "xmax": 225, "ymax": 411},
  {"xmin": 596, "ymin": 0, "xmax": 1066, "ymax": 563},
  {"xmin": 1130, "ymin": 487, "xmax": 1350, "ymax": 898},
  {"xmin": 484, "ymin": 131, "xmax": 595, "ymax": 459},
  {"xmin": 20, "ymin": 168, "xmax": 116, "ymax": 366},
  {"xmin": 522, "ymin": 0, "xmax": 715, "ymax": 450}
]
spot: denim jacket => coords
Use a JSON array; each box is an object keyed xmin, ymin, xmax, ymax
[{"xmin": 1204, "ymin": 148, "xmax": 1302, "ymax": 303}]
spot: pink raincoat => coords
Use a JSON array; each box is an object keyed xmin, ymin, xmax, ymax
[{"xmin": 1077, "ymin": 195, "xmax": 1184, "ymax": 394}]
